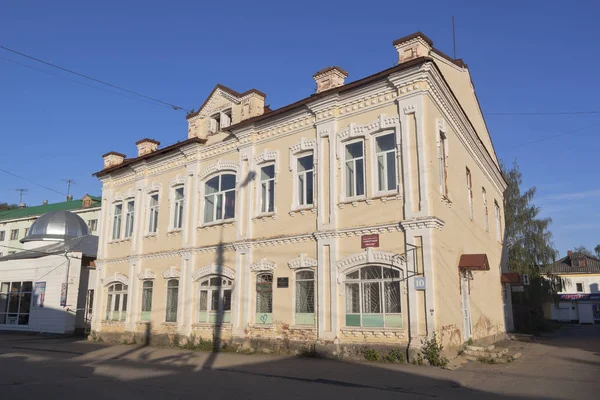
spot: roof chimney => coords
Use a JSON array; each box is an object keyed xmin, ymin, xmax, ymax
[
  {"xmin": 19, "ymin": 203, "xmax": 26, "ymax": 208},
  {"xmin": 313, "ymin": 66, "xmax": 348, "ymax": 93},
  {"xmin": 393, "ymin": 32, "xmax": 433, "ymax": 64},
  {"xmin": 66, "ymin": 195, "xmax": 73, "ymax": 201},
  {"xmin": 102, "ymin": 151, "xmax": 126, "ymax": 169},
  {"xmin": 42, "ymin": 200, "xmax": 48, "ymax": 205},
  {"xmin": 135, "ymin": 138, "xmax": 160, "ymax": 157}
]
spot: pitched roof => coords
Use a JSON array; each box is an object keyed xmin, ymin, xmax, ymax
[
  {"xmin": 0, "ymin": 196, "xmax": 101, "ymax": 222},
  {"xmin": 541, "ymin": 253, "xmax": 600, "ymax": 275},
  {"xmin": 186, "ymin": 84, "xmax": 267, "ymax": 120}
]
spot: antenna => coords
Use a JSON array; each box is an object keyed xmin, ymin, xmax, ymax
[
  {"xmin": 14, "ymin": 188, "xmax": 28, "ymax": 205},
  {"xmin": 452, "ymin": 16, "xmax": 457, "ymax": 60},
  {"xmin": 62, "ymin": 179, "xmax": 76, "ymax": 197}
]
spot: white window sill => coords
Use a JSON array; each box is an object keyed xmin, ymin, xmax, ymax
[
  {"xmin": 337, "ymin": 196, "xmax": 367, "ymax": 208},
  {"xmin": 143, "ymin": 233, "xmax": 158, "ymax": 239},
  {"xmin": 199, "ymin": 219, "xmax": 236, "ymax": 229},
  {"xmin": 253, "ymin": 212, "xmax": 277, "ymax": 222},
  {"xmin": 108, "ymin": 238, "xmax": 131, "ymax": 245},
  {"xmin": 166, "ymin": 229, "xmax": 182, "ymax": 236},
  {"xmin": 289, "ymin": 206, "xmax": 316, "ymax": 216},
  {"xmin": 371, "ymin": 192, "xmax": 402, "ymax": 203}
]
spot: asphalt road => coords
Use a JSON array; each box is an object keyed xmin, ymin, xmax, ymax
[{"xmin": 0, "ymin": 325, "xmax": 598, "ymax": 399}]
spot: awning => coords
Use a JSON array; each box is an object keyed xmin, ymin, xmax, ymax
[
  {"xmin": 501, "ymin": 272, "xmax": 520, "ymax": 284},
  {"xmin": 458, "ymin": 254, "xmax": 490, "ymax": 271}
]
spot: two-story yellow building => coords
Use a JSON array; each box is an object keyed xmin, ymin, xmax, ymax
[{"xmin": 91, "ymin": 32, "xmax": 507, "ymax": 355}]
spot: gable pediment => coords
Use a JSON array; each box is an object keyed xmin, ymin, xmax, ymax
[{"xmin": 197, "ymin": 85, "xmax": 240, "ymax": 118}]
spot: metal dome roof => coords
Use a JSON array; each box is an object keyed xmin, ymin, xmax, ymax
[{"xmin": 21, "ymin": 210, "xmax": 89, "ymax": 243}]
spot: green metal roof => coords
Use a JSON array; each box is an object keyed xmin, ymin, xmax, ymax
[{"xmin": 0, "ymin": 195, "xmax": 101, "ymax": 222}]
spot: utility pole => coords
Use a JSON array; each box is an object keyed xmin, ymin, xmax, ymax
[
  {"xmin": 14, "ymin": 188, "xmax": 28, "ymax": 205},
  {"xmin": 62, "ymin": 179, "xmax": 76, "ymax": 199}
]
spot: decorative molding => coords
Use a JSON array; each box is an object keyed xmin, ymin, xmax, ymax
[
  {"xmin": 290, "ymin": 138, "xmax": 316, "ymax": 156},
  {"xmin": 250, "ymin": 258, "xmax": 277, "ymax": 272},
  {"xmin": 162, "ymin": 266, "xmax": 181, "ymax": 279},
  {"xmin": 169, "ymin": 175, "xmax": 186, "ymax": 187},
  {"xmin": 199, "ymin": 159, "xmax": 240, "ymax": 180},
  {"xmin": 145, "ymin": 181, "xmax": 162, "ymax": 194},
  {"xmin": 336, "ymin": 248, "xmax": 405, "ymax": 273},
  {"xmin": 137, "ymin": 269, "xmax": 156, "ymax": 280},
  {"xmin": 337, "ymin": 114, "xmax": 399, "ymax": 143},
  {"xmin": 192, "ymin": 263, "xmax": 236, "ymax": 281},
  {"xmin": 288, "ymin": 253, "xmax": 318, "ymax": 270},
  {"xmin": 104, "ymin": 272, "xmax": 129, "ymax": 286},
  {"xmin": 253, "ymin": 149, "xmax": 278, "ymax": 165},
  {"xmin": 400, "ymin": 217, "xmax": 445, "ymax": 231}
]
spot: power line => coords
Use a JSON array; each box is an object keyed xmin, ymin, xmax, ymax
[
  {"xmin": 510, "ymin": 122, "xmax": 600, "ymax": 149},
  {"xmin": 0, "ymin": 167, "xmax": 65, "ymax": 196},
  {"xmin": 488, "ymin": 111, "xmax": 600, "ymax": 116},
  {"xmin": 0, "ymin": 45, "xmax": 190, "ymax": 112},
  {"xmin": 0, "ymin": 55, "xmax": 175, "ymax": 110}
]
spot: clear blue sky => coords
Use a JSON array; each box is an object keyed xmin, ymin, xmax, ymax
[{"xmin": 1, "ymin": 1, "xmax": 598, "ymax": 255}]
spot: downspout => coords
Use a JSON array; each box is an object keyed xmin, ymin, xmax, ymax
[{"xmin": 62, "ymin": 251, "xmax": 71, "ymax": 307}]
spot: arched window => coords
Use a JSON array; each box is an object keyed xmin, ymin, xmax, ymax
[
  {"xmin": 204, "ymin": 174, "xmax": 236, "ymax": 223},
  {"xmin": 105, "ymin": 283, "xmax": 128, "ymax": 321},
  {"xmin": 198, "ymin": 276, "xmax": 233, "ymax": 324},
  {"xmin": 165, "ymin": 279, "xmax": 179, "ymax": 322},
  {"xmin": 295, "ymin": 270, "xmax": 315, "ymax": 325},
  {"xmin": 345, "ymin": 266, "xmax": 402, "ymax": 328},
  {"xmin": 141, "ymin": 281, "xmax": 153, "ymax": 321},
  {"xmin": 256, "ymin": 273, "xmax": 273, "ymax": 325}
]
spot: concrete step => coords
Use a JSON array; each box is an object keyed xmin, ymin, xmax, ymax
[
  {"xmin": 466, "ymin": 350, "xmax": 522, "ymax": 364},
  {"xmin": 466, "ymin": 344, "xmax": 495, "ymax": 352},
  {"xmin": 464, "ymin": 347, "xmax": 508, "ymax": 358}
]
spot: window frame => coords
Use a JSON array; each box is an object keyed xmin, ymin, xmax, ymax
[
  {"xmin": 0, "ymin": 231, "xmax": 5, "ymax": 241},
  {"xmin": 9, "ymin": 229, "xmax": 19, "ymax": 241},
  {"xmin": 372, "ymin": 131, "xmax": 398, "ymax": 195},
  {"xmin": 197, "ymin": 275, "xmax": 233, "ymax": 324},
  {"xmin": 141, "ymin": 280, "xmax": 153, "ymax": 321},
  {"xmin": 165, "ymin": 279, "xmax": 179, "ymax": 323},
  {"xmin": 343, "ymin": 138, "xmax": 366, "ymax": 201},
  {"xmin": 202, "ymin": 173, "xmax": 237, "ymax": 225},
  {"xmin": 0, "ymin": 281, "xmax": 33, "ymax": 326},
  {"xmin": 466, "ymin": 168, "xmax": 473, "ymax": 221},
  {"xmin": 258, "ymin": 163, "xmax": 277, "ymax": 216},
  {"xmin": 293, "ymin": 153, "xmax": 315, "ymax": 209},
  {"xmin": 112, "ymin": 202, "xmax": 123, "ymax": 240},
  {"xmin": 255, "ymin": 273, "xmax": 273, "ymax": 325},
  {"xmin": 576, "ymin": 282, "xmax": 584, "ymax": 293},
  {"xmin": 147, "ymin": 192, "xmax": 160, "ymax": 235},
  {"xmin": 124, "ymin": 199, "xmax": 135, "ymax": 238},
  {"xmin": 87, "ymin": 219, "xmax": 98, "ymax": 233},
  {"xmin": 171, "ymin": 185, "xmax": 185, "ymax": 231},
  {"xmin": 294, "ymin": 270, "xmax": 315, "ymax": 326},
  {"xmin": 104, "ymin": 283, "xmax": 128, "ymax": 322}
]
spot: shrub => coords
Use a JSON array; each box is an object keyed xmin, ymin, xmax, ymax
[
  {"xmin": 420, "ymin": 333, "xmax": 448, "ymax": 367},
  {"xmin": 384, "ymin": 348, "xmax": 405, "ymax": 363},
  {"xmin": 362, "ymin": 348, "xmax": 381, "ymax": 362}
]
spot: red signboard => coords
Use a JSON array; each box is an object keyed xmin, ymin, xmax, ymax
[{"xmin": 361, "ymin": 234, "xmax": 380, "ymax": 248}]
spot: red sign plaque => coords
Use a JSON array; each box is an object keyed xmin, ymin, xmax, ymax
[{"xmin": 361, "ymin": 234, "xmax": 380, "ymax": 248}]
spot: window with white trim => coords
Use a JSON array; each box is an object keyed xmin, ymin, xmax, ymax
[
  {"xmin": 495, "ymin": 200, "xmax": 502, "ymax": 242},
  {"xmin": 256, "ymin": 273, "xmax": 273, "ymax": 324},
  {"xmin": 112, "ymin": 204, "xmax": 122, "ymax": 240},
  {"xmin": 10, "ymin": 229, "xmax": 18, "ymax": 241},
  {"xmin": 466, "ymin": 168, "xmax": 473, "ymax": 220},
  {"xmin": 576, "ymin": 282, "xmax": 584, "ymax": 293},
  {"xmin": 438, "ymin": 131, "xmax": 448, "ymax": 196},
  {"xmin": 482, "ymin": 187, "xmax": 489, "ymax": 232},
  {"xmin": 204, "ymin": 174, "xmax": 236, "ymax": 223},
  {"xmin": 124, "ymin": 200, "xmax": 135, "ymax": 238},
  {"xmin": 141, "ymin": 281, "xmax": 153, "ymax": 321},
  {"xmin": 0, "ymin": 281, "xmax": 32, "ymax": 325},
  {"xmin": 105, "ymin": 283, "xmax": 127, "ymax": 321},
  {"xmin": 260, "ymin": 165, "xmax": 275, "ymax": 214},
  {"xmin": 345, "ymin": 141, "xmax": 365, "ymax": 198},
  {"xmin": 375, "ymin": 133, "xmax": 397, "ymax": 192},
  {"xmin": 0, "ymin": 231, "xmax": 5, "ymax": 241},
  {"xmin": 148, "ymin": 193, "xmax": 159, "ymax": 234},
  {"xmin": 296, "ymin": 155, "xmax": 314, "ymax": 207},
  {"xmin": 165, "ymin": 279, "xmax": 179, "ymax": 322},
  {"xmin": 295, "ymin": 270, "xmax": 315, "ymax": 325},
  {"xmin": 87, "ymin": 219, "xmax": 98, "ymax": 233},
  {"xmin": 345, "ymin": 266, "xmax": 402, "ymax": 328},
  {"xmin": 198, "ymin": 276, "xmax": 233, "ymax": 324},
  {"xmin": 172, "ymin": 186, "xmax": 184, "ymax": 230}
]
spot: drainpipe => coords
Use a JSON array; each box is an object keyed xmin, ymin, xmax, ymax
[{"xmin": 62, "ymin": 251, "xmax": 71, "ymax": 307}]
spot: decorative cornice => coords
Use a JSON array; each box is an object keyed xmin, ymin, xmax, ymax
[
  {"xmin": 145, "ymin": 182, "xmax": 162, "ymax": 194},
  {"xmin": 192, "ymin": 263, "xmax": 236, "ymax": 281},
  {"xmin": 162, "ymin": 266, "xmax": 181, "ymax": 279},
  {"xmin": 336, "ymin": 248, "xmax": 405, "ymax": 273},
  {"xmin": 104, "ymin": 272, "xmax": 129, "ymax": 286},
  {"xmin": 290, "ymin": 138, "xmax": 316, "ymax": 155},
  {"xmin": 250, "ymin": 258, "xmax": 277, "ymax": 272},
  {"xmin": 288, "ymin": 253, "xmax": 318, "ymax": 270},
  {"xmin": 198, "ymin": 159, "xmax": 240, "ymax": 180},
  {"xmin": 400, "ymin": 217, "xmax": 445, "ymax": 231},
  {"xmin": 337, "ymin": 113, "xmax": 399, "ymax": 142},
  {"xmin": 253, "ymin": 149, "xmax": 278, "ymax": 165},
  {"xmin": 137, "ymin": 269, "xmax": 156, "ymax": 280},
  {"xmin": 169, "ymin": 175, "xmax": 186, "ymax": 187}
]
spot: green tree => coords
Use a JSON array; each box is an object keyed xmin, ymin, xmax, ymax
[
  {"xmin": 595, "ymin": 245, "xmax": 600, "ymax": 258},
  {"xmin": 0, "ymin": 202, "xmax": 18, "ymax": 211}
]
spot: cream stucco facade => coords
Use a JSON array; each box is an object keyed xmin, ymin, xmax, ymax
[{"xmin": 91, "ymin": 32, "xmax": 507, "ymax": 354}]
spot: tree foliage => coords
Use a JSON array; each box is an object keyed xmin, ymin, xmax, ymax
[
  {"xmin": 502, "ymin": 161, "xmax": 558, "ymax": 276},
  {"xmin": 0, "ymin": 202, "xmax": 18, "ymax": 211},
  {"xmin": 595, "ymin": 245, "xmax": 600, "ymax": 258}
]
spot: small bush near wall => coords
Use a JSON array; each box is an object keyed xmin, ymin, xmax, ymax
[{"xmin": 420, "ymin": 333, "xmax": 448, "ymax": 367}]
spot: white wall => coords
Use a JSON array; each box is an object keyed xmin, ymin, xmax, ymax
[{"xmin": 559, "ymin": 275, "xmax": 600, "ymax": 294}]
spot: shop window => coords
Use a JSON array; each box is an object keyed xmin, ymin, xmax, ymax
[
  {"xmin": 0, "ymin": 281, "xmax": 32, "ymax": 325},
  {"xmin": 198, "ymin": 276, "xmax": 233, "ymax": 324}
]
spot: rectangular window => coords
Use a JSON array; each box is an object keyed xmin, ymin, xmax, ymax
[
  {"xmin": 105, "ymin": 283, "xmax": 127, "ymax": 321},
  {"xmin": 438, "ymin": 131, "xmax": 448, "ymax": 196},
  {"xmin": 495, "ymin": 200, "xmax": 502, "ymax": 242},
  {"xmin": 0, "ymin": 281, "xmax": 33, "ymax": 325},
  {"xmin": 124, "ymin": 200, "xmax": 135, "ymax": 238},
  {"xmin": 295, "ymin": 271, "xmax": 315, "ymax": 325},
  {"xmin": 10, "ymin": 229, "xmax": 18, "ymax": 241},
  {"xmin": 375, "ymin": 133, "xmax": 397, "ymax": 192},
  {"xmin": 148, "ymin": 194, "xmax": 159, "ymax": 233},
  {"xmin": 466, "ymin": 168, "xmax": 473, "ymax": 220},
  {"xmin": 204, "ymin": 174, "xmax": 236, "ymax": 223},
  {"xmin": 87, "ymin": 219, "xmax": 98, "ymax": 233},
  {"xmin": 0, "ymin": 231, "xmax": 4, "ymax": 241},
  {"xmin": 260, "ymin": 165, "xmax": 275, "ymax": 213},
  {"xmin": 141, "ymin": 281, "xmax": 153, "ymax": 321},
  {"xmin": 297, "ymin": 155, "xmax": 314, "ymax": 207},
  {"xmin": 112, "ymin": 204, "xmax": 122, "ymax": 240},
  {"xmin": 24, "ymin": 228, "xmax": 29, "ymax": 237},
  {"xmin": 482, "ymin": 187, "xmax": 489, "ymax": 232},
  {"xmin": 345, "ymin": 141, "xmax": 365, "ymax": 197},
  {"xmin": 576, "ymin": 283, "xmax": 584, "ymax": 293},
  {"xmin": 256, "ymin": 274, "xmax": 273, "ymax": 324},
  {"xmin": 166, "ymin": 280, "xmax": 178, "ymax": 322},
  {"xmin": 173, "ymin": 187, "xmax": 184, "ymax": 230}
]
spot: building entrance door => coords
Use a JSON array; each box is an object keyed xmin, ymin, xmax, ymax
[
  {"xmin": 461, "ymin": 271, "xmax": 472, "ymax": 340},
  {"xmin": 577, "ymin": 302, "xmax": 595, "ymax": 324}
]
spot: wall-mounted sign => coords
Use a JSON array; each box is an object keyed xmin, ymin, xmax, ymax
[
  {"xmin": 277, "ymin": 277, "xmax": 289, "ymax": 288},
  {"xmin": 34, "ymin": 282, "xmax": 46, "ymax": 308},
  {"xmin": 361, "ymin": 234, "xmax": 379, "ymax": 249},
  {"xmin": 522, "ymin": 274, "xmax": 530, "ymax": 286},
  {"xmin": 414, "ymin": 276, "xmax": 426, "ymax": 290},
  {"xmin": 511, "ymin": 286, "xmax": 524, "ymax": 292}
]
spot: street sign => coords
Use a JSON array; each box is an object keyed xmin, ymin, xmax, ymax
[
  {"xmin": 523, "ymin": 274, "xmax": 530, "ymax": 286},
  {"xmin": 414, "ymin": 276, "xmax": 426, "ymax": 290},
  {"xmin": 361, "ymin": 234, "xmax": 380, "ymax": 248}
]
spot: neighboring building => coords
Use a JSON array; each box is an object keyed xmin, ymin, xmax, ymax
[
  {"xmin": 0, "ymin": 195, "xmax": 101, "ymax": 256},
  {"xmin": 91, "ymin": 32, "xmax": 507, "ymax": 354},
  {"xmin": 0, "ymin": 210, "xmax": 98, "ymax": 334},
  {"xmin": 541, "ymin": 251, "xmax": 600, "ymax": 324}
]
